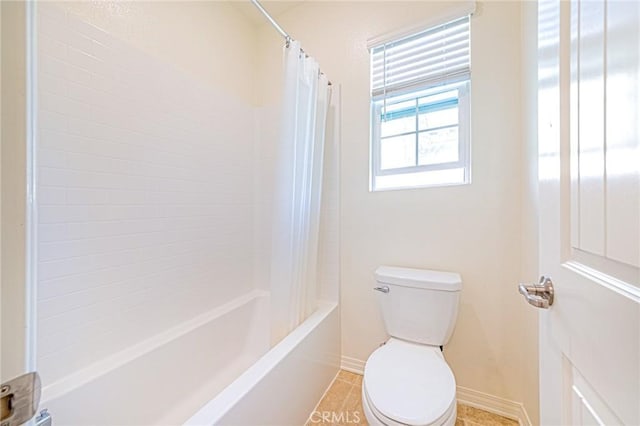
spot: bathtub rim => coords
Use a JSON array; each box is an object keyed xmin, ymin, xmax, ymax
[
  {"xmin": 184, "ymin": 300, "xmax": 339, "ymax": 425},
  {"xmin": 41, "ymin": 289, "xmax": 270, "ymax": 404}
]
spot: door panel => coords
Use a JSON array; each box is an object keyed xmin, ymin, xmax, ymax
[
  {"xmin": 575, "ymin": 0, "xmax": 605, "ymax": 256},
  {"xmin": 538, "ymin": 0, "xmax": 640, "ymax": 425},
  {"xmin": 604, "ymin": 1, "xmax": 640, "ymax": 268}
]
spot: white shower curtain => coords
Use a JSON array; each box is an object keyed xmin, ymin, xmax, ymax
[{"xmin": 271, "ymin": 41, "xmax": 331, "ymax": 343}]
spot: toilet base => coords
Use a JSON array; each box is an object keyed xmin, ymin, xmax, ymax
[{"xmin": 361, "ymin": 383, "xmax": 457, "ymax": 426}]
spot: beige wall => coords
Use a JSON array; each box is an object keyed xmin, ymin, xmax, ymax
[
  {"xmin": 519, "ymin": 1, "xmax": 540, "ymax": 424},
  {"xmin": 1, "ymin": 1, "xmax": 28, "ymax": 382},
  {"xmin": 258, "ymin": 0, "xmax": 539, "ymax": 419}
]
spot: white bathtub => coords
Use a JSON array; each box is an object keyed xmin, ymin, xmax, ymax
[
  {"xmin": 40, "ymin": 290, "xmax": 340, "ymax": 425},
  {"xmin": 186, "ymin": 300, "xmax": 340, "ymax": 425}
]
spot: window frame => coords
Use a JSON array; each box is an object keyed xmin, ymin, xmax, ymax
[{"xmin": 370, "ymin": 80, "xmax": 471, "ymax": 191}]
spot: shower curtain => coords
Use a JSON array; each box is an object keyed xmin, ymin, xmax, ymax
[{"xmin": 271, "ymin": 41, "xmax": 331, "ymax": 343}]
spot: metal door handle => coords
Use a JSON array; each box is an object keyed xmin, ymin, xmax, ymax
[
  {"xmin": 373, "ymin": 286, "xmax": 389, "ymax": 293},
  {"xmin": 518, "ymin": 276, "xmax": 554, "ymax": 309}
]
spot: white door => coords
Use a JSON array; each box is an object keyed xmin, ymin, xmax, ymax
[{"xmin": 535, "ymin": 0, "xmax": 640, "ymax": 424}]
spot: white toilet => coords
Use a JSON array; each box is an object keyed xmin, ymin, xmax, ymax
[{"xmin": 362, "ymin": 266, "xmax": 462, "ymax": 426}]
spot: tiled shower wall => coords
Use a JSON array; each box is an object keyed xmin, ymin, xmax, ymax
[{"xmin": 36, "ymin": 4, "xmax": 256, "ymax": 384}]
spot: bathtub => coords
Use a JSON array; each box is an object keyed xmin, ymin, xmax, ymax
[{"xmin": 40, "ymin": 290, "xmax": 340, "ymax": 425}]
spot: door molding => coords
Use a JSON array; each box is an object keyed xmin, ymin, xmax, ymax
[{"xmin": 564, "ymin": 260, "xmax": 640, "ymax": 303}]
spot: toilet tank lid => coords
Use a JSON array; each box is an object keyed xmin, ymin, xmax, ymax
[{"xmin": 375, "ymin": 266, "xmax": 462, "ymax": 291}]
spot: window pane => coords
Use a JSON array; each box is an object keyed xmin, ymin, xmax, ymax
[
  {"xmin": 418, "ymin": 127, "xmax": 459, "ymax": 165},
  {"xmin": 380, "ymin": 99, "xmax": 416, "ymax": 137},
  {"xmin": 381, "ymin": 115, "xmax": 415, "ymax": 137},
  {"xmin": 418, "ymin": 106, "xmax": 458, "ymax": 130},
  {"xmin": 380, "ymin": 134, "xmax": 416, "ymax": 170},
  {"xmin": 418, "ymin": 89, "xmax": 458, "ymax": 105},
  {"xmin": 370, "ymin": 80, "xmax": 470, "ymax": 191}
]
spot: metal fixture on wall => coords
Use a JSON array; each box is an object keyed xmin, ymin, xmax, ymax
[{"xmin": 249, "ymin": 0, "xmax": 332, "ymax": 85}]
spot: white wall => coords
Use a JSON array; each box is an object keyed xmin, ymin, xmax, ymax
[
  {"xmin": 258, "ymin": 0, "xmax": 539, "ymax": 419},
  {"xmin": 35, "ymin": 2, "xmax": 259, "ymax": 385}
]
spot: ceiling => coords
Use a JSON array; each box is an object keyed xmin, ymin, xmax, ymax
[{"xmin": 231, "ymin": 1, "xmax": 304, "ymax": 27}]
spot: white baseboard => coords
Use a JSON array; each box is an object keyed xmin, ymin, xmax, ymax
[
  {"xmin": 456, "ymin": 386, "xmax": 532, "ymax": 426},
  {"xmin": 340, "ymin": 355, "xmax": 365, "ymax": 375}
]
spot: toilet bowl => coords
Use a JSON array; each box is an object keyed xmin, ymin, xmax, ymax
[
  {"xmin": 363, "ymin": 266, "xmax": 462, "ymax": 426},
  {"xmin": 362, "ymin": 339, "xmax": 457, "ymax": 426}
]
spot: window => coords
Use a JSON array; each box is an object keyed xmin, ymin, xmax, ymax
[{"xmin": 370, "ymin": 16, "xmax": 471, "ymax": 191}]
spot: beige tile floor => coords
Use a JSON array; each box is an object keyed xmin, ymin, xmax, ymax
[{"xmin": 306, "ymin": 370, "xmax": 519, "ymax": 426}]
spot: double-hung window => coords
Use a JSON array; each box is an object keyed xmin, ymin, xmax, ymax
[{"xmin": 370, "ymin": 16, "xmax": 471, "ymax": 191}]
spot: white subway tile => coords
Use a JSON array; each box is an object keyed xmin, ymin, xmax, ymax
[
  {"xmin": 39, "ymin": 110, "xmax": 68, "ymax": 133},
  {"xmin": 68, "ymin": 46, "xmax": 103, "ymax": 74},
  {"xmin": 38, "ymin": 187, "xmax": 67, "ymax": 205},
  {"xmin": 39, "ymin": 36, "xmax": 67, "ymax": 61},
  {"xmin": 39, "ymin": 53, "xmax": 67, "ymax": 79},
  {"xmin": 36, "ymin": 8, "xmax": 261, "ymax": 385},
  {"xmin": 65, "ymin": 63, "xmax": 92, "ymax": 88},
  {"xmin": 67, "ymin": 31, "xmax": 94, "ymax": 55}
]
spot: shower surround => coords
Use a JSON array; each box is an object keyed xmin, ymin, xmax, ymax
[{"xmin": 34, "ymin": 2, "xmax": 340, "ymax": 424}]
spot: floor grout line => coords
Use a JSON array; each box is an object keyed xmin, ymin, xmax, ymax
[{"xmin": 309, "ymin": 370, "xmax": 519, "ymax": 426}]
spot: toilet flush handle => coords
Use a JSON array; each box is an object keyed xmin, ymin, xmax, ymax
[{"xmin": 373, "ymin": 286, "xmax": 389, "ymax": 294}]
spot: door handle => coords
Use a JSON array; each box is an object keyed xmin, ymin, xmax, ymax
[{"xmin": 518, "ymin": 276, "xmax": 554, "ymax": 309}]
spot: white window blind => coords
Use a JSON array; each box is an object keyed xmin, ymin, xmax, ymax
[{"xmin": 371, "ymin": 16, "xmax": 470, "ymax": 98}]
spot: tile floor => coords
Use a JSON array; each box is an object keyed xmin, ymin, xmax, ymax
[{"xmin": 307, "ymin": 370, "xmax": 519, "ymax": 426}]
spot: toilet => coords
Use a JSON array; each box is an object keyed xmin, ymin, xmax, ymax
[{"xmin": 362, "ymin": 266, "xmax": 462, "ymax": 426}]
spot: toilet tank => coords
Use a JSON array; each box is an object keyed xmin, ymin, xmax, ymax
[{"xmin": 374, "ymin": 266, "xmax": 462, "ymax": 346}]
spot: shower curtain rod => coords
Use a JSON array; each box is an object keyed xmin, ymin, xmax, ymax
[
  {"xmin": 250, "ymin": 0, "xmax": 332, "ymax": 85},
  {"xmin": 250, "ymin": 0, "xmax": 291, "ymax": 45}
]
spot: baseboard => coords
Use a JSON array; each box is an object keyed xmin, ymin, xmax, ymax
[
  {"xmin": 340, "ymin": 355, "xmax": 365, "ymax": 375},
  {"xmin": 456, "ymin": 386, "xmax": 532, "ymax": 426},
  {"xmin": 340, "ymin": 357, "xmax": 531, "ymax": 426}
]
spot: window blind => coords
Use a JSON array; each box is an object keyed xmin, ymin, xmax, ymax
[{"xmin": 371, "ymin": 16, "xmax": 470, "ymax": 98}]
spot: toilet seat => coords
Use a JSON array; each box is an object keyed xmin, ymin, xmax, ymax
[
  {"xmin": 363, "ymin": 338, "xmax": 457, "ymax": 426},
  {"xmin": 362, "ymin": 384, "xmax": 456, "ymax": 426}
]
